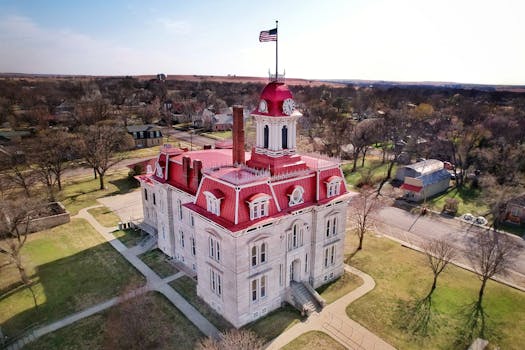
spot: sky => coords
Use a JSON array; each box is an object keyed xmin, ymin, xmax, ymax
[{"xmin": 0, "ymin": 0, "xmax": 524, "ymax": 85}]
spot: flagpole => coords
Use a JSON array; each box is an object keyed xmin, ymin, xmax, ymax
[{"xmin": 275, "ymin": 20, "xmax": 278, "ymax": 81}]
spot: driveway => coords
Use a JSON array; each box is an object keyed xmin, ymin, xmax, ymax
[{"xmin": 98, "ymin": 190, "xmax": 143, "ymax": 223}]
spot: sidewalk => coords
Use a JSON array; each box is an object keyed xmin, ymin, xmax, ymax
[
  {"xmin": 6, "ymin": 205, "xmax": 221, "ymax": 349},
  {"xmin": 266, "ymin": 265, "xmax": 395, "ymax": 350}
]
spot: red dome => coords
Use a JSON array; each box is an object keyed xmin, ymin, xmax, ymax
[{"xmin": 252, "ymin": 81, "xmax": 294, "ymax": 117}]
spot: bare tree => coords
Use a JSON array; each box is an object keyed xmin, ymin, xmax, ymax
[
  {"xmin": 0, "ymin": 148, "xmax": 37, "ymax": 198},
  {"xmin": 0, "ymin": 198, "xmax": 45, "ymax": 308},
  {"xmin": 423, "ymin": 239, "xmax": 456, "ymax": 295},
  {"xmin": 197, "ymin": 329, "xmax": 263, "ymax": 350},
  {"xmin": 351, "ymin": 189, "xmax": 380, "ymax": 251},
  {"xmin": 470, "ymin": 228, "xmax": 518, "ymax": 307},
  {"xmin": 78, "ymin": 123, "xmax": 134, "ymax": 190}
]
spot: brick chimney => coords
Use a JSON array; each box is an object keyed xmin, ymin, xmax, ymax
[
  {"xmin": 232, "ymin": 105, "xmax": 245, "ymax": 165},
  {"xmin": 193, "ymin": 159, "xmax": 202, "ymax": 188},
  {"xmin": 182, "ymin": 155, "xmax": 191, "ymax": 187}
]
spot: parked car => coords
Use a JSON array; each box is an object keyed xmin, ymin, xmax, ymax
[
  {"xmin": 475, "ymin": 216, "xmax": 488, "ymax": 226},
  {"xmin": 462, "ymin": 213, "xmax": 474, "ymax": 222}
]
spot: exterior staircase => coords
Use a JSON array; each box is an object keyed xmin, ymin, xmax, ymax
[{"xmin": 288, "ymin": 281, "xmax": 325, "ymax": 316}]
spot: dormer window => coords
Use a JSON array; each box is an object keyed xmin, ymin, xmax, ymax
[
  {"xmin": 288, "ymin": 185, "xmax": 304, "ymax": 206},
  {"xmin": 204, "ymin": 190, "xmax": 224, "ymax": 216},
  {"xmin": 247, "ymin": 193, "xmax": 271, "ymax": 220},
  {"xmin": 325, "ymin": 176, "xmax": 343, "ymax": 198}
]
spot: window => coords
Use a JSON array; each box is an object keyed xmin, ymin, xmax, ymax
[
  {"xmin": 144, "ymin": 189, "xmax": 148, "ymax": 201},
  {"xmin": 177, "ymin": 199, "xmax": 183, "ymax": 221},
  {"xmin": 179, "ymin": 230, "xmax": 185, "ymax": 248},
  {"xmin": 263, "ymin": 125, "xmax": 269, "ymax": 148},
  {"xmin": 288, "ymin": 223, "xmax": 304, "ymax": 250},
  {"xmin": 209, "ymin": 237, "xmax": 220, "ymax": 261},
  {"xmin": 210, "ymin": 269, "xmax": 222, "ymax": 296},
  {"xmin": 153, "ymin": 193, "xmax": 156, "ymax": 205},
  {"xmin": 251, "ymin": 279, "xmax": 258, "ymax": 301},
  {"xmin": 288, "ymin": 186, "xmax": 304, "ymax": 206},
  {"xmin": 324, "ymin": 245, "xmax": 336, "ymax": 268},
  {"xmin": 251, "ymin": 276, "xmax": 267, "ymax": 302},
  {"xmin": 204, "ymin": 191, "xmax": 223, "ymax": 216},
  {"xmin": 326, "ymin": 216, "xmax": 338, "ymax": 237},
  {"xmin": 247, "ymin": 194, "xmax": 271, "ymax": 220},
  {"xmin": 251, "ymin": 246, "xmax": 258, "ymax": 267},
  {"xmin": 279, "ymin": 264, "xmax": 283, "ymax": 286},
  {"xmin": 190, "ymin": 214, "xmax": 195, "ymax": 227},
  {"xmin": 191, "ymin": 236, "xmax": 196, "ymax": 256},
  {"xmin": 511, "ymin": 206, "xmax": 520, "ymax": 217},
  {"xmin": 260, "ymin": 243, "xmax": 267, "ymax": 263},
  {"xmin": 326, "ymin": 176, "xmax": 343, "ymax": 197},
  {"xmin": 305, "ymin": 253, "xmax": 308, "ymax": 273},
  {"xmin": 282, "ymin": 125, "xmax": 288, "ymax": 149},
  {"xmin": 260, "ymin": 276, "xmax": 266, "ymax": 298}
]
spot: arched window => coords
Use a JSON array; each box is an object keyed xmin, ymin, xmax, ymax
[
  {"xmin": 251, "ymin": 246, "xmax": 258, "ymax": 266},
  {"xmin": 260, "ymin": 243, "xmax": 267, "ymax": 263},
  {"xmin": 251, "ymin": 279, "xmax": 258, "ymax": 301},
  {"xmin": 263, "ymin": 125, "xmax": 269, "ymax": 148},
  {"xmin": 282, "ymin": 126, "xmax": 288, "ymax": 149}
]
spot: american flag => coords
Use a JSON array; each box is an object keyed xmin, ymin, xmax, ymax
[{"xmin": 259, "ymin": 28, "xmax": 277, "ymax": 42}]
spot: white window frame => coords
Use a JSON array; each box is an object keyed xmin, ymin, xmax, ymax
[
  {"xmin": 209, "ymin": 236, "xmax": 220, "ymax": 262},
  {"xmin": 210, "ymin": 269, "xmax": 222, "ymax": 297},
  {"xmin": 191, "ymin": 235, "xmax": 196, "ymax": 256},
  {"xmin": 204, "ymin": 191, "xmax": 222, "ymax": 216},
  {"xmin": 251, "ymin": 246, "xmax": 258, "ymax": 267},
  {"xmin": 326, "ymin": 177, "xmax": 343, "ymax": 197},
  {"xmin": 288, "ymin": 186, "xmax": 305, "ymax": 206},
  {"xmin": 179, "ymin": 230, "xmax": 185, "ymax": 248},
  {"xmin": 177, "ymin": 199, "xmax": 183, "ymax": 221},
  {"xmin": 247, "ymin": 195, "xmax": 271, "ymax": 220},
  {"xmin": 326, "ymin": 215, "xmax": 338, "ymax": 237},
  {"xmin": 288, "ymin": 223, "xmax": 304, "ymax": 251}
]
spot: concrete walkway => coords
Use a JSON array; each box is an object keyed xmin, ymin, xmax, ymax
[
  {"xmin": 266, "ymin": 265, "xmax": 395, "ymax": 350},
  {"xmin": 6, "ymin": 205, "xmax": 220, "ymax": 350}
]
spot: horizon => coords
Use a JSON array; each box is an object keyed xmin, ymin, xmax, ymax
[{"xmin": 1, "ymin": 0, "xmax": 524, "ymax": 86}]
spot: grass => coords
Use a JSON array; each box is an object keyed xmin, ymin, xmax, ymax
[
  {"xmin": 112, "ymin": 228, "xmax": 145, "ymax": 248},
  {"xmin": 281, "ymin": 331, "xmax": 345, "ymax": 350},
  {"xmin": 119, "ymin": 145, "xmax": 162, "ymax": 159},
  {"xmin": 316, "ymin": 271, "xmax": 364, "ymax": 304},
  {"xmin": 139, "ymin": 249, "xmax": 179, "ymax": 278},
  {"xmin": 0, "ymin": 219, "xmax": 145, "ymax": 339},
  {"xmin": 87, "ymin": 206, "xmax": 120, "ymax": 227},
  {"xmin": 24, "ymin": 292, "xmax": 204, "ymax": 350},
  {"xmin": 58, "ymin": 169, "xmax": 139, "ymax": 216},
  {"xmin": 344, "ymin": 233, "xmax": 525, "ymax": 350},
  {"xmin": 169, "ymin": 276, "xmax": 233, "ymax": 331},
  {"xmin": 425, "ymin": 185, "xmax": 489, "ymax": 217},
  {"xmin": 200, "ymin": 130, "xmax": 232, "ymax": 140},
  {"xmin": 342, "ymin": 157, "xmax": 397, "ymax": 188},
  {"xmin": 244, "ymin": 305, "xmax": 303, "ymax": 343}
]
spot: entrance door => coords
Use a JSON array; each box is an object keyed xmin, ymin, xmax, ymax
[{"xmin": 290, "ymin": 259, "xmax": 300, "ymax": 284}]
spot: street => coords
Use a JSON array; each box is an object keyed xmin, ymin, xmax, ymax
[{"xmin": 374, "ymin": 206, "xmax": 525, "ymax": 289}]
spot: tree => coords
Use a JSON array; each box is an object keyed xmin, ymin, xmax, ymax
[
  {"xmin": 423, "ymin": 239, "xmax": 456, "ymax": 295},
  {"xmin": 351, "ymin": 189, "xmax": 380, "ymax": 251},
  {"xmin": 197, "ymin": 329, "xmax": 263, "ymax": 350},
  {"xmin": 78, "ymin": 123, "xmax": 134, "ymax": 190},
  {"xmin": 0, "ymin": 198, "xmax": 45, "ymax": 308},
  {"xmin": 0, "ymin": 147, "xmax": 37, "ymax": 198}
]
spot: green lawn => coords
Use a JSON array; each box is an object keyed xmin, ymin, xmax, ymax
[
  {"xmin": 316, "ymin": 271, "xmax": 364, "ymax": 304},
  {"xmin": 58, "ymin": 170, "xmax": 139, "ymax": 215},
  {"xmin": 342, "ymin": 158, "xmax": 397, "ymax": 188},
  {"xmin": 200, "ymin": 130, "xmax": 232, "ymax": 140},
  {"xmin": 281, "ymin": 331, "xmax": 345, "ymax": 350},
  {"xmin": 0, "ymin": 219, "xmax": 145, "ymax": 340},
  {"xmin": 24, "ymin": 292, "xmax": 204, "ymax": 350},
  {"xmin": 344, "ymin": 233, "xmax": 525, "ymax": 350},
  {"xmin": 169, "ymin": 276, "xmax": 233, "ymax": 331},
  {"xmin": 87, "ymin": 206, "xmax": 120, "ymax": 228},
  {"xmin": 425, "ymin": 185, "xmax": 488, "ymax": 217},
  {"xmin": 244, "ymin": 305, "xmax": 303, "ymax": 343},
  {"xmin": 139, "ymin": 249, "xmax": 179, "ymax": 278}
]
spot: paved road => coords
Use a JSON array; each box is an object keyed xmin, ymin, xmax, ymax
[
  {"xmin": 375, "ymin": 206, "xmax": 525, "ymax": 289},
  {"xmin": 167, "ymin": 130, "xmax": 216, "ymax": 149}
]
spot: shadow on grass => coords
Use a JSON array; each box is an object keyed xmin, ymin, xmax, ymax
[
  {"xmin": 107, "ymin": 177, "xmax": 139, "ymax": 196},
  {"xmin": 453, "ymin": 301, "xmax": 491, "ymax": 349},
  {"xmin": 398, "ymin": 294, "xmax": 434, "ymax": 337},
  {"xmin": 243, "ymin": 304, "xmax": 304, "ymax": 343},
  {"xmin": 1, "ymin": 241, "xmax": 145, "ymax": 342}
]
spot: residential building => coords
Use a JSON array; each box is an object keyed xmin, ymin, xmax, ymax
[{"xmin": 126, "ymin": 124, "xmax": 163, "ymax": 148}]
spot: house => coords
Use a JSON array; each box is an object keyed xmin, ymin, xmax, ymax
[
  {"xmin": 211, "ymin": 113, "xmax": 233, "ymax": 131},
  {"xmin": 505, "ymin": 194, "xmax": 525, "ymax": 225},
  {"xmin": 398, "ymin": 159, "xmax": 450, "ymax": 202},
  {"xmin": 136, "ymin": 81, "xmax": 350, "ymax": 328},
  {"xmin": 126, "ymin": 124, "xmax": 163, "ymax": 148}
]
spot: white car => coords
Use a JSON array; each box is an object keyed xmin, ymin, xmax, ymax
[
  {"xmin": 475, "ymin": 216, "xmax": 488, "ymax": 226},
  {"xmin": 462, "ymin": 213, "xmax": 474, "ymax": 222}
]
